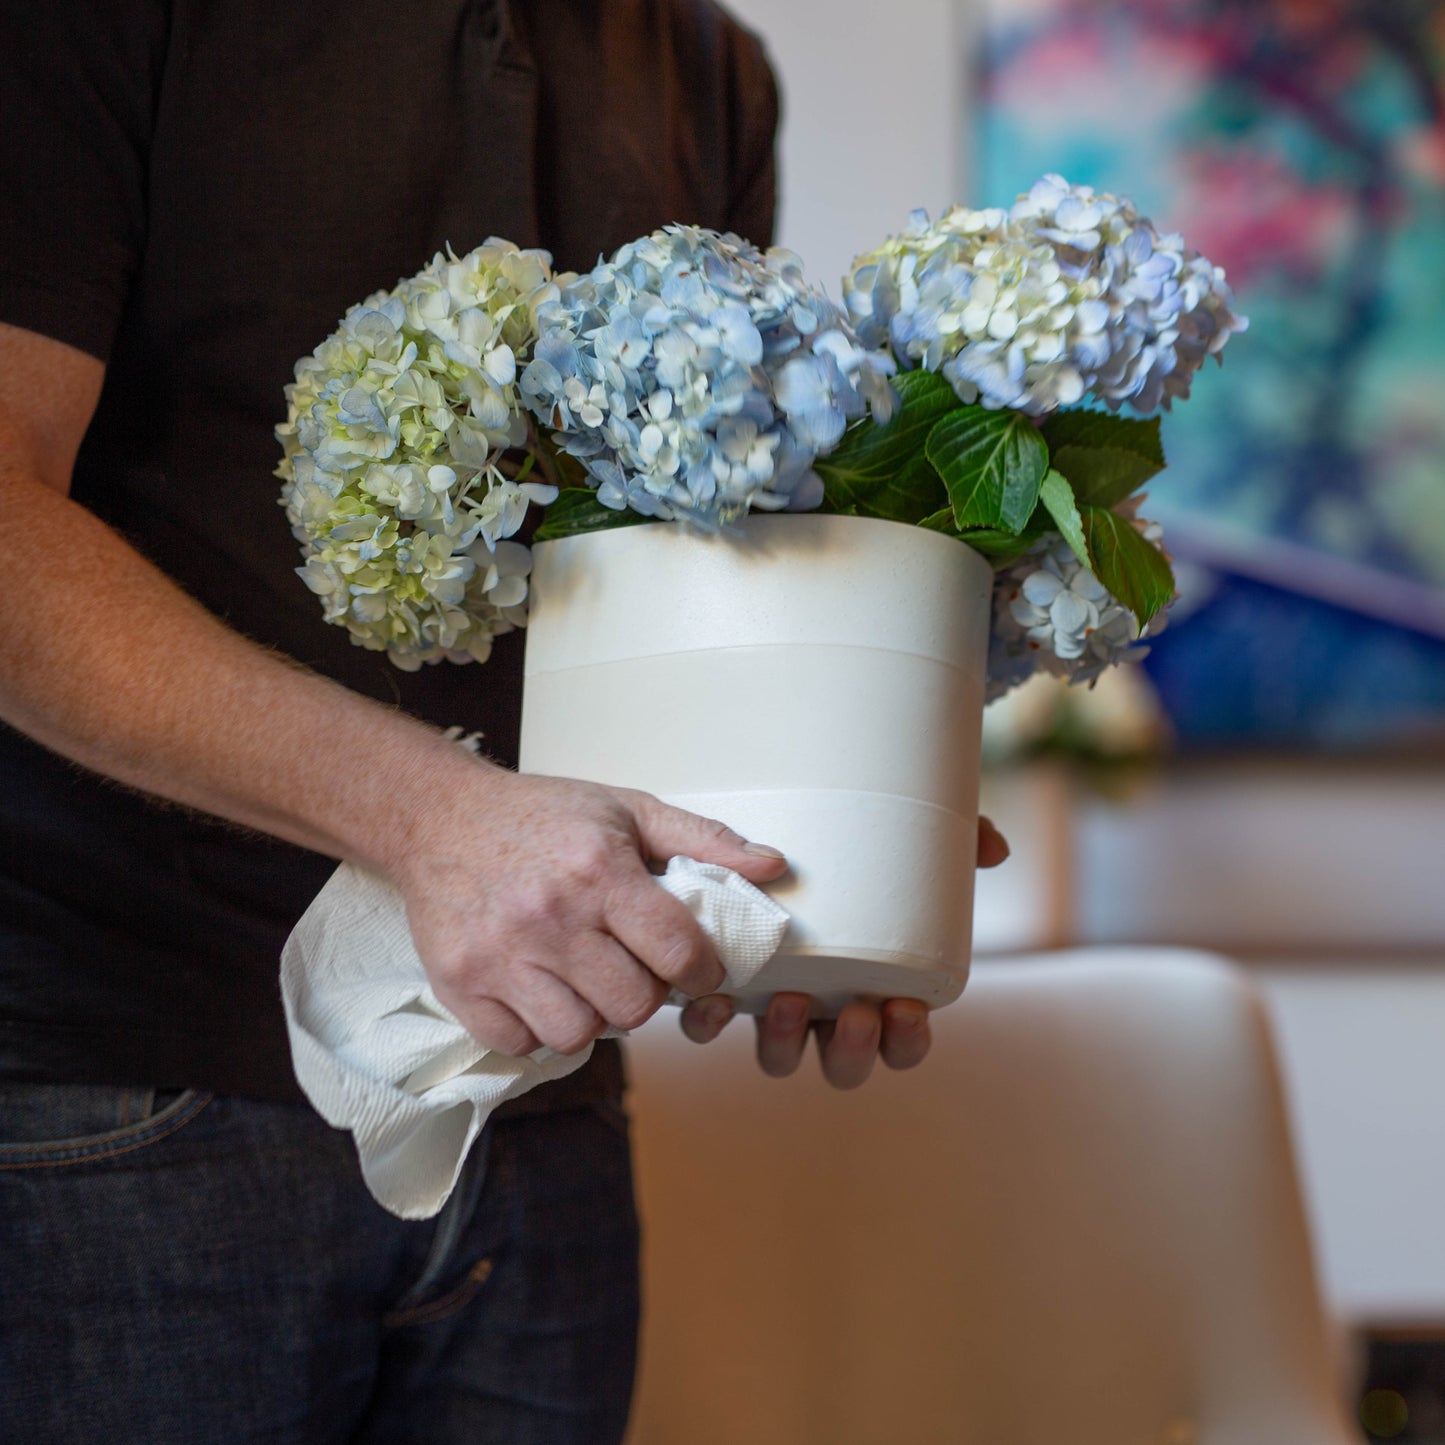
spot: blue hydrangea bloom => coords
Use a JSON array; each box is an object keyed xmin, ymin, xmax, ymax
[{"xmin": 521, "ymin": 226, "xmax": 895, "ymax": 527}]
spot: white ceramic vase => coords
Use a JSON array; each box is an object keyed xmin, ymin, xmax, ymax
[{"xmin": 518, "ymin": 513, "xmax": 993, "ymax": 1016}]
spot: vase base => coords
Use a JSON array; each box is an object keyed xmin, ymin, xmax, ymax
[{"xmin": 719, "ymin": 950, "xmax": 968, "ymax": 1019}]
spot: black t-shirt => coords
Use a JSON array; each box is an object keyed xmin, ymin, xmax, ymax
[{"xmin": 0, "ymin": 0, "xmax": 778, "ymax": 1100}]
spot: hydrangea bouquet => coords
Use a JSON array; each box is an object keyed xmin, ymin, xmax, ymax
[{"xmin": 277, "ymin": 176, "xmax": 1246, "ymax": 699}]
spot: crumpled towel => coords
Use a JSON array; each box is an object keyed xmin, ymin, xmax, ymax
[{"xmin": 281, "ymin": 856, "xmax": 789, "ymax": 1219}]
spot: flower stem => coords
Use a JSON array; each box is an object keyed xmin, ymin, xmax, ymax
[{"xmin": 525, "ymin": 419, "xmax": 564, "ymax": 492}]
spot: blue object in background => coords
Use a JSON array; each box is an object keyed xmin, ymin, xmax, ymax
[{"xmin": 1143, "ymin": 571, "xmax": 1445, "ymax": 751}]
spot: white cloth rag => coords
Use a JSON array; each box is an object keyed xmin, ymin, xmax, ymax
[{"xmin": 281, "ymin": 856, "xmax": 788, "ymax": 1219}]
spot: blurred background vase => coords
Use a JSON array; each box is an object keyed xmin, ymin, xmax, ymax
[{"xmin": 519, "ymin": 513, "xmax": 993, "ymax": 1016}]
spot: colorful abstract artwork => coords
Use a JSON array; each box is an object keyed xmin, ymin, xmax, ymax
[{"xmin": 979, "ymin": 0, "xmax": 1445, "ymax": 748}]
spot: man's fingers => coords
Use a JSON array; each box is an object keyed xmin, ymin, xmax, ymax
[
  {"xmin": 566, "ymin": 931, "xmax": 670, "ymax": 1032},
  {"xmin": 815, "ymin": 1000, "xmax": 882, "ymax": 1089},
  {"xmin": 978, "ymin": 814, "xmax": 1010, "ymax": 868},
  {"xmin": 755, "ymin": 992, "xmax": 811, "ymax": 1077},
  {"xmin": 625, "ymin": 792, "xmax": 789, "ymax": 886},
  {"xmin": 879, "ymin": 998, "xmax": 932, "ymax": 1072},
  {"xmin": 679, "ymin": 994, "xmax": 735, "ymax": 1044},
  {"xmin": 497, "ymin": 969, "xmax": 607, "ymax": 1056},
  {"xmin": 602, "ymin": 875, "xmax": 727, "ymax": 999},
  {"xmin": 443, "ymin": 996, "xmax": 541, "ymax": 1059}
]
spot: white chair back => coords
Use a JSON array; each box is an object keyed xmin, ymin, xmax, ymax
[{"xmin": 625, "ymin": 951, "xmax": 1358, "ymax": 1445}]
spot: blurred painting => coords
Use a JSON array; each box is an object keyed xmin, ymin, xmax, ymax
[{"xmin": 978, "ymin": 0, "xmax": 1445, "ymax": 749}]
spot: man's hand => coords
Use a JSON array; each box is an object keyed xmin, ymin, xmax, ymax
[
  {"xmin": 392, "ymin": 771, "xmax": 790, "ymax": 1057},
  {"xmin": 677, "ymin": 814, "xmax": 1010, "ymax": 1088}
]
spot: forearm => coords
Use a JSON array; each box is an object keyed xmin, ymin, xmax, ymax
[{"xmin": 0, "ymin": 458, "xmax": 487, "ymax": 876}]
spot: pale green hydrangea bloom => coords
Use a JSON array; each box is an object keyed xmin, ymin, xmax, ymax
[{"xmin": 276, "ymin": 240, "xmax": 562, "ymax": 668}]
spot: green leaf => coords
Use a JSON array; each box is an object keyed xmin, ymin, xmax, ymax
[
  {"xmin": 532, "ymin": 488, "xmax": 654, "ymax": 541},
  {"xmin": 918, "ymin": 507, "xmax": 1037, "ymax": 559},
  {"xmin": 1050, "ymin": 445, "xmax": 1166, "ymax": 509},
  {"xmin": 813, "ymin": 370, "xmax": 957, "ymax": 522},
  {"xmin": 1040, "ymin": 412, "xmax": 1165, "ymax": 509},
  {"xmin": 1040, "ymin": 411, "xmax": 1164, "ymax": 467},
  {"xmin": 1037, "ymin": 469, "xmax": 1089, "ymax": 568},
  {"xmin": 918, "ymin": 507, "xmax": 960, "ymax": 535},
  {"xmin": 883, "ymin": 367, "xmax": 961, "ymax": 420},
  {"xmin": 814, "ymin": 449, "xmax": 948, "ymax": 523},
  {"xmin": 873, "ymin": 451, "xmax": 950, "ymax": 523},
  {"xmin": 1080, "ymin": 506, "xmax": 1176, "ymax": 626},
  {"xmin": 549, "ymin": 450, "xmax": 591, "ymax": 489},
  {"xmin": 925, "ymin": 405, "xmax": 1049, "ymax": 533},
  {"xmin": 956, "ymin": 527, "xmax": 1039, "ymax": 562}
]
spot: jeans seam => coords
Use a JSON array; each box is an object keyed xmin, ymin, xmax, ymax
[
  {"xmin": 0, "ymin": 1093, "xmax": 212, "ymax": 1169},
  {"xmin": 381, "ymin": 1256, "xmax": 495, "ymax": 1329}
]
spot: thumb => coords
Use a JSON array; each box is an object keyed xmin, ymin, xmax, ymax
[{"xmin": 624, "ymin": 791, "xmax": 789, "ymax": 885}]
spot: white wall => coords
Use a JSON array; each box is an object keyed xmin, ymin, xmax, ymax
[
  {"xmin": 1257, "ymin": 966, "xmax": 1445, "ymax": 1327},
  {"xmin": 723, "ymin": 0, "xmax": 975, "ymax": 294}
]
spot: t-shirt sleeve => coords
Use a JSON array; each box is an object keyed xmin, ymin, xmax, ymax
[
  {"xmin": 721, "ymin": 18, "xmax": 780, "ymax": 250},
  {"xmin": 0, "ymin": 0, "xmax": 168, "ymax": 362}
]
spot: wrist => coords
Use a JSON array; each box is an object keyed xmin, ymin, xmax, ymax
[{"xmin": 358, "ymin": 724, "xmax": 515, "ymax": 891}]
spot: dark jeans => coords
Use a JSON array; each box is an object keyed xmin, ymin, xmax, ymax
[{"xmin": 0, "ymin": 1083, "xmax": 640, "ymax": 1443}]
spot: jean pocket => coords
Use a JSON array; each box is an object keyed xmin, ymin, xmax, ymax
[
  {"xmin": 0, "ymin": 1083, "xmax": 212, "ymax": 1169},
  {"xmin": 382, "ymin": 1254, "xmax": 498, "ymax": 1330}
]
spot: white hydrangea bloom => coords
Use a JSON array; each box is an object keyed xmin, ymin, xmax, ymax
[
  {"xmin": 1012, "ymin": 174, "xmax": 1246, "ymax": 412},
  {"xmin": 847, "ymin": 204, "xmax": 1111, "ymax": 416},
  {"xmin": 276, "ymin": 240, "xmax": 560, "ymax": 668},
  {"xmin": 845, "ymin": 175, "xmax": 1246, "ymax": 417},
  {"xmin": 986, "ymin": 517, "xmax": 1170, "ymax": 702}
]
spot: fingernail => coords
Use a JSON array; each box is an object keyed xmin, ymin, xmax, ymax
[
  {"xmin": 701, "ymin": 997, "xmax": 734, "ymax": 1029},
  {"xmin": 743, "ymin": 841, "xmax": 786, "ymax": 860},
  {"xmin": 981, "ymin": 817, "xmax": 1011, "ymax": 861},
  {"xmin": 774, "ymin": 998, "xmax": 807, "ymax": 1029}
]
